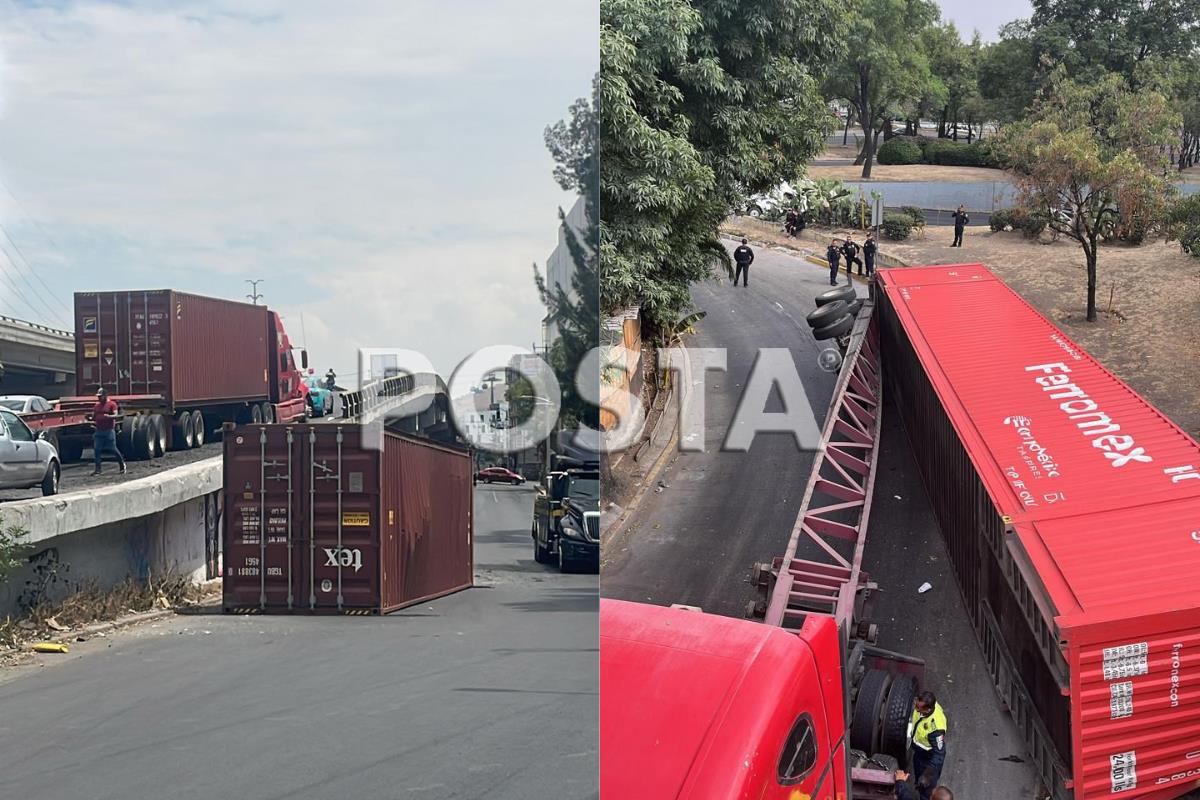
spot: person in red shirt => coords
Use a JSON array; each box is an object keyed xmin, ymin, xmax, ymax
[{"xmin": 92, "ymin": 388, "xmax": 126, "ymax": 475}]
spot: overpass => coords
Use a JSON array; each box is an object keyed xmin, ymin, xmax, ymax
[{"xmin": 0, "ymin": 314, "xmax": 75, "ymax": 397}]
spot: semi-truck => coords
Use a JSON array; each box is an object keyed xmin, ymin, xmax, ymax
[
  {"xmin": 21, "ymin": 290, "xmax": 311, "ymax": 461},
  {"xmin": 603, "ymin": 265, "xmax": 1200, "ymax": 800},
  {"xmin": 533, "ymin": 455, "xmax": 600, "ymax": 572}
]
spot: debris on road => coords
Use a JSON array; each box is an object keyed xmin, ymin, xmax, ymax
[
  {"xmin": 45, "ymin": 618, "xmax": 67, "ymax": 632},
  {"xmin": 32, "ymin": 642, "xmax": 69, "ymax": 654},
  {"xmin": 917, "ymin": 582, "xmax": 932, "ymax": 594}
]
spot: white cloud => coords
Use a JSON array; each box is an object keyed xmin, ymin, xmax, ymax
[{"xmin": 0, "ymin": 0, "xmax": 596, "ymax": 383}]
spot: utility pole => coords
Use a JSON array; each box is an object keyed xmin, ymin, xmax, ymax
[{"xmin": 245, "ymin": 279, "xmax": 264, "ymax": 305}]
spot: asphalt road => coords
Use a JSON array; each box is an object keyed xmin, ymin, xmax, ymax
[
  {"xmin": 602, "ymin": 243, "xmax": 1042, "ymax": 797},
  {"xmin": 0, "ymin": 484, "xmax": 599, "ymax": 800}
]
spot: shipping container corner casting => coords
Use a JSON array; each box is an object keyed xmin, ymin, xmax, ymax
[
  {"xmin": 223, "ymin": 424, "xmax": 474, "ymax": 615},
  {"xmin": 877, "ymin": 263, "xmax": 1200, "ymax": 800},
  {"xmin": 21, "ymin": 289, "xmax": 312, "ymax": 462}
]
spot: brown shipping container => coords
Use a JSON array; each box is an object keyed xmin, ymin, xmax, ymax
[
  {"xmin": 75, "ymin": 290, "xmax": 270, "ymax": 406},
  {"xmin": 222, "ymin": 423, "xmax": 473, "ymax": 614}
]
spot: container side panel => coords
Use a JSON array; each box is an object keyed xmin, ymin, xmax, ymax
[
  {"xmin": 170, "ymin": 292, "xmax": 270, "ymax": 405},
  {"xmin": 1071, "ymin": 620, "xmax": 1200, "ymax": 800},
  {"xmin": 223, "ymin": 424, "xmax": 301, "ymax": 610},
  {"xmin": 386, "ymin": 434, "xmax": 473, "ymax": 608},
  {"xmin": 75, "ymin": 291, "xmax": 172, "ymax": 400}
]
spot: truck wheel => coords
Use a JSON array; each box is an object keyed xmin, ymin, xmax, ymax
[
  {"xmin": 806, "ymin": 300, "xmax": 849, "ymax": 328},
  {"xmin": 250, "ymin": 404, "xmax": 263, "ymax": 424},
  {"xmin": 558, "ymin": 540, "xmax": 573, "ymax": 574},
  {"xmin": 153, "ymin": 415, "xmax": 169, "ymax": 457},
  {"xmin": 813, "ymin": 314, "xmax": 855, "ymax": 341},
  {"xmin": 534, "ymin": 529, "xmax": 552, "ymax": 564},
  {"xmin": 815, "ymin": 285, "xmax": 856, "ymax": 307},
  {"xmin": 132, "ymin": 417, "xmax": 154, "ymax": 461},
  {"xmin": 60, "ymin": 441, "xmax": 84, "ymax": 463},
  {"xmin": 173, "ymin": 411, "xmax": 194, "ymax": 450},
  {"xmin": 117, "ymin": 420, "xmax": 135, "ymax": 457},
  {"xmin": 849, "ymin": 668, "xmax": 891, "ymax": 756},
  {"xmin": 41, "ymin": 461, "xmax": 60, "ymax": 496},
  {"xmin": 259, "ymin": 403, "xmax": 275, "ymax": 424},
  {"xmin": 191, "ymin": 411, "xmax": 206, "ymax": 447},
  {"xmin": 880, "ymin": 674, "xmax": 918, "ymax": 761}
]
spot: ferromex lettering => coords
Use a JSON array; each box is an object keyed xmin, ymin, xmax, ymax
[
  {"xmin": 1025, "ymin": 363, "xmax": 1152, "ymax": 468},
  {"xmin": 1171, "ymin": 643, "xmax": 1184, "ymax": 708}
]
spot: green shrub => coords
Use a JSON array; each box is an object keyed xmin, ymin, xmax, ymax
[
  {"xmin": 923, "ymin": 140, "xmax": 999, "ymax": 168},
  {"xmin": 1010, "ymin": 208, "xmax": 1047, "ymax": 238},
  {"xmin": 877, "ymin": 136, "xmax": 923, "ymax": 165},
  {"xmin": 989, "ymin": 209, "xmax": 1013, "ymax": 232},
  {"xmin": 1119, "ymin": 212, "xmax": 1149, "ymax": 245},
  {"xmin": 882, "ymin": 212, "xmax": 914, "ymax": 240},
  {"xmin": 898, "ymin": 205, "xmax": 926, "ymax": 225}
]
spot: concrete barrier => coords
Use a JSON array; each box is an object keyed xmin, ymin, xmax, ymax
[{"xmin": 0, "ymin": 458, "xmax": 222, "ymax": 615}]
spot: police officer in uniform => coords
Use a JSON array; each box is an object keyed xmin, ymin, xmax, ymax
[
  {"xmin": 863, "ymin": 232, "xmax": 877, "ymax": 277},
  {"xmin": 909, "ymin": 691, "xmax": 948, "ymax": 800},
  {"xmin": 732, "ymin": 238, "xmax": 754, "ymax": 287},
  {"xmin": 842, "ymin": 236, "xmax": 864, "ymax": 279},
  {"xmin": 826, "ymin": 240, "xmax": 841, "ymax": 286}
]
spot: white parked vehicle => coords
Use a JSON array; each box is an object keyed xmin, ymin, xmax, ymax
[
  {"xmin": 0, "ymin": 395, "xmax": 53, "ymax": 414},
  {"xmin": 0, "ymin": 408, "xmax": 60, "ymax": 495}
]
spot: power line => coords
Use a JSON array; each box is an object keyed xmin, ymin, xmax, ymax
[
  {"xmin": 0, "ymin": 240, "xmax": 68, "ymax": 327},
  {"xmin": 0, "ymin": 252, "xmax": 50, "ymax": 322},
  {"xmin": 0, "ymin": 222, "xmax": 71, "ymax": 317}
]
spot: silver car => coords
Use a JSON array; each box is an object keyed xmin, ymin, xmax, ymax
[{"xmin": 0, "ymin": 408, "xmax": 60, "ymax": 496}]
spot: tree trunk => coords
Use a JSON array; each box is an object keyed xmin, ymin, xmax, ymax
[
  {"xmin": 882, "ymin": 119, "xmax": 894, "ymax": 142},
  {"xmin": 938, "ymin": 107, "xmax": 947, "ymax": 138},
  {"xmin": 861, "ymin": 127, "xmax": 879, "ymax": 179},
  {"xmin": 906, "ymin": 119, "xmax": 916, "ymax": 135},
  {"xmin": 842, "ymin": 113, "xmax": 851, "ymax": 146},
  {"xmin": 1085, "ymin": 240, "xmax": 1098, "ymax": 322},
  {"xmin": 952, "ymin": 113, "xmax": 960, "ymax": 142}
]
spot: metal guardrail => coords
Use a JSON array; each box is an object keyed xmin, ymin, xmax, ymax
[
  {"xmin": 0, "ymin": 314, "xmax": 73, "ymax": 339},
  {"xmin": 337, "ymin": 372, "xmax": 441, "ymax": 423}
]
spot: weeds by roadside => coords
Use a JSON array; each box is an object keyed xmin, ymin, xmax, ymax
[{"xmin": 0, "ymin": 573, "xmax": 206, "ymax": 651}]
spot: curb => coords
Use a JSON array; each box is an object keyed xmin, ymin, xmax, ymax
[{"xmin": 601, "ymin": 352, "xmax": 686, "ymax": 550}]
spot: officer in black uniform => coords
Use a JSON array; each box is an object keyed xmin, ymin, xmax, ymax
[
  {"xmin": 951, "ymin": 205, "xmax": 969, "ymax": 247},
  {"xmin": 842, "ymin": 236, "xmax": 864, "ymax": 279},
  {"xmin": 863, "ymin": 232, "xmax": 878, "ymax": 277},
  {"xmin": 826, "ymin": 241, "xmax": 841, "ymax": 286},
  {"xmin": 732, "ymin": 238, "xmax": 754, "ymax": 287}
]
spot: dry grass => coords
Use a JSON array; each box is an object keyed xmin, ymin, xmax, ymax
[
  {"xmin": 724, "ymin": 216, "xmax": 1200, "ymax": 438},
  {"xmin": 806, "ymin": 162, "xmax": 1010, "ymax": 182},
  {"xmin": 0, "ymin": 573, "xmax": 204, "ymax": 650}
]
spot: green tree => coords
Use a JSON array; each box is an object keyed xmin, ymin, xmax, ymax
[
  {"xmin": 1166, "ymin": 194, "xmax": 1200, "ymax": 258},
  {"xmin": 540, "ymin": 76, "xmax": 600, "ymax": 431},
  {"xmin": 824, "ymin": 0, "xmax": 940, "ymax": 178},
  {"xmin": 1000, "ymin": 71, "xmax": 1180, "ymax": 321},
  {"xmin": 601, "ymin": 0, "xmax": 844, "ymax": 326},
  {"xmin": 976, "ymin": 25, "xmax": 1038, "ymax": 126},
  {"xmin": 505, "ymin": 377, "xmax": 536, "ymax": 426}
]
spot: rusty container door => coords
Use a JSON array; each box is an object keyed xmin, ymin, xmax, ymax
[
  {"xmin": 301, "ymin": 424, "xmax": 383, "ymax": 613},
  {"xmin": 223, "ymin": 424, "xmax": 303, "ymax": 611},
  {"xmin": 380, "ymin": 433, "xmax": 473, "ymax": 611},
  {"xmin": 75, "ymin": 290, "xmax": 174, "ymax": 400}
]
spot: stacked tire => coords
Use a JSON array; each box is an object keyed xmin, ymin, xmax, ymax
[{"xmin": 806, "ymin": 285, "xmax": 859, "ymax": 341}]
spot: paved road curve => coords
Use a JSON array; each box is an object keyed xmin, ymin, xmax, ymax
[
  {"xmin": 602, "ymin": 243, "xmax": 1040, "ymax": 797},
  {"xmin": 0, "ymin": 484, "xmax": 599, "ymax": 800}
]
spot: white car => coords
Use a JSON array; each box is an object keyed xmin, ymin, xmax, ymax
[
  {"xmin": 0, "ymin": 408, "xmax": 60, "ymax": 495},
  {"xmin": 0, "ymin": 395, "xmax": 54, "ymax": 414}
]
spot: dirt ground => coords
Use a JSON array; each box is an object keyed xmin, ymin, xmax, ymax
[
  {"xmin": 724, "ymin": 216, "xmax": 1200, "ymax": 438},
  {"xmin": 808, "ymin": 162, "xmax": 1010, "ymax": 182}
]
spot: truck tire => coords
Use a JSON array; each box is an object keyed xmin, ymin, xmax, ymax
[
  {"xmin": 806, "ymin": 300, "xmax": 849, "ymax": 328},
  {"xmin": 191, "ymin": 411, "xmax": 206, "ymax": 447},
  {"xmin": 132, "ymin": 417, "xmax": 154, "ymax": 461},
  {"xmin": 250, "ymin": 404, "xmax": 263, "ymax": 424},
  {"xmin": 880, "ymin": 674, "xmax": 918, "ymax": 761},
  {"xmin": 173, "ymin": 411, "xmax": 194, "ymax": 450},
  {"xmin": 849, "ymin": 668, "xmax": 891, "ymax": 756},
  {"xmin": 813, "ymin": 314, "xmax": 855, "ymax": 341},
  {"xmin": 533, "ymin": 528, "xmax": 552, "ymax": 564},
  {"xmin": 60, "ymin": 440, "xmax": 84, "ymax": 463},
  {"xmin": 117, "ymin": 421, "xmax": 135, "ymax": 458},
  {"xmin": 153, "ymin": 415, "xmax": 169, "ymax": 457},
  {"xmin": 815, "ymin": 285, "xmax": 856, "ymax": 307},
  {"xmin": 260, "ymin": 403, "xmax": 275, "ymax": 424},
  {"xmin": 843, "ymin": 299, "xmax": 863, "ymax": 318}
]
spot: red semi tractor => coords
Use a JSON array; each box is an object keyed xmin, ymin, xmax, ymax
[{"xmin": 22, "ymin": 290, "xmax": 312, "ymax": 461}]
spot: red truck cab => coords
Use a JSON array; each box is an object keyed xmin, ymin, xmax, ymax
[
  {"xmin": 267, "ymin": 309, "xmax": 308, "ymax": 416},
  {"xmin": 601, "ymin": 599, "xmax": 852, "ymax": 799}
]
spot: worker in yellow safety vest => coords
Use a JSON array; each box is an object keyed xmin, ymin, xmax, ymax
[{"xmin": 908, "ymin": 690, "xmax": 948, "ymax": 800}]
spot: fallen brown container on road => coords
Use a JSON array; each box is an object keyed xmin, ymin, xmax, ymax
[{"xmin": 222, "ymin": 424, "xmax": 473, "ymax": 614}]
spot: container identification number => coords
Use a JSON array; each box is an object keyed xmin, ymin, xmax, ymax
[
  {"xmin": 1109, "ymin": 682, "xmax": 1133, "ymax": 719},
  {"xmin": 1103, "ymin": 642, "xmax": 1149, "ymax": 681},
  {"xmin": 1110, "ymin": 750, "xmax": 1137, "ymax": 793}
]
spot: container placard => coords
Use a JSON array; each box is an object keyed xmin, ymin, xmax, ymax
[
  {"xmin": 1109, "ymin": 682, "xmax": 1133, "ymax": 720},
  {"xmin": 1103, "ymin": 643, "xmax": 1148, "ymax": 681},
  {"xmin": 342, "ymin": 512, "xmax": 370, "ymax": 527},
  {"xmin": 1110, "ymin": 750, "xmax": 1137, "ymax": 793}
]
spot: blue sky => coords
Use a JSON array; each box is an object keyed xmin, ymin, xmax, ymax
[
  {"xmin": 0, "ymin": 0, "xmax": 597, "ymax": 381},
  {"xmin": 937, "ymin": 0, "xmax": 1033, "ymax": 41}
]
